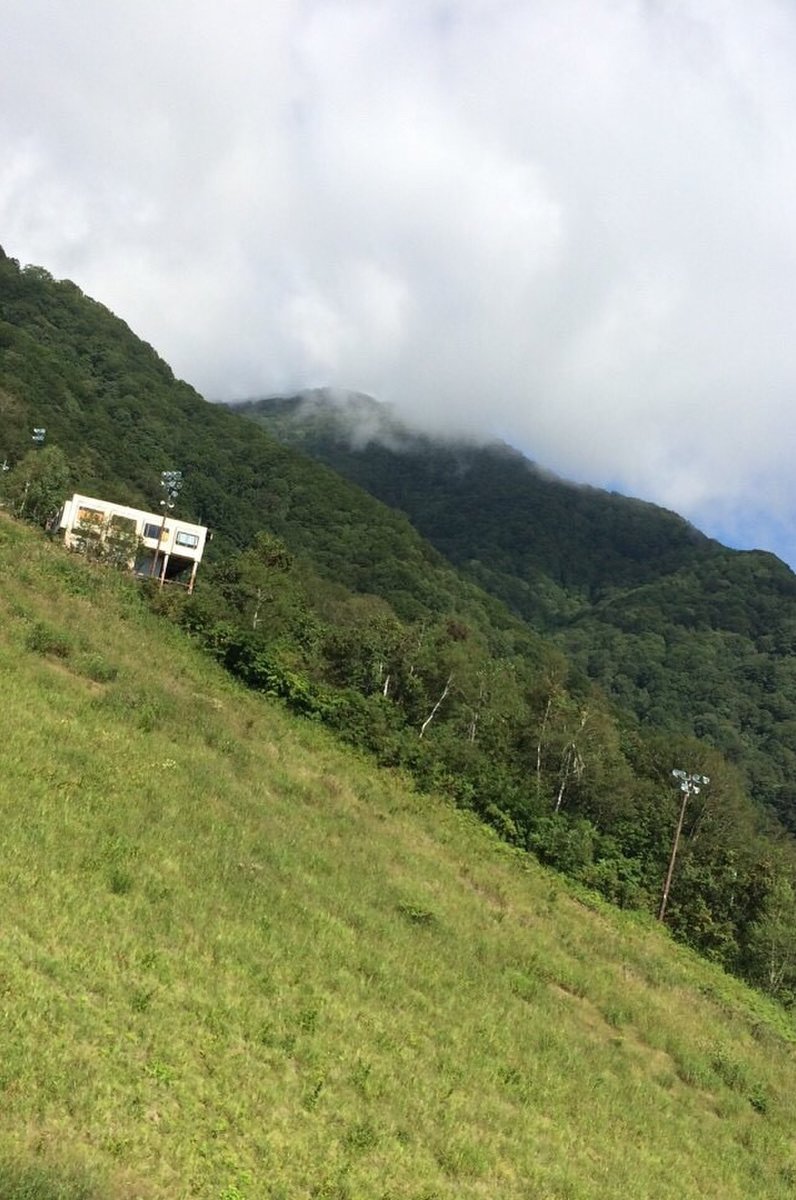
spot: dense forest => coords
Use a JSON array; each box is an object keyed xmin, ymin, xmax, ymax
[
  {"xmin": 4, "ymin": 247, "xmax": 796, "ymax": 1006},
  {"xmin": 238, "ymin": 392, "xmax": 796, "ymax": 836}
]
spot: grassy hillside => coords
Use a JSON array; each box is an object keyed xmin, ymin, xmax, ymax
[
  {"xmin": 3, "ymin": 515, "xmax": 796, "ymax": 1200},
  {"xmin": 6, "ymin": 248, "xmax": 796, "ymax": 1010}
]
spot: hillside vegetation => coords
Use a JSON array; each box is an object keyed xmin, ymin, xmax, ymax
[
  {"xmin": 0, "ymin": 250, "xmax": 511, "ymax": 628},
  {"xmin": 237, "ymin": 393, "xmax": 796, "ymax": 832},
  {"xmin": 3, "ymin": 513, "xmax": 796, "ymax": 1199},
  {"xmin": 4, "ymin": 248, "xmax": 796, "ymax": 1007}
]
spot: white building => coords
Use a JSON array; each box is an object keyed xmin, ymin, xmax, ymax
[{"xmin": 57, "ymin": 493, "xmax": 209, "ymax": 592}]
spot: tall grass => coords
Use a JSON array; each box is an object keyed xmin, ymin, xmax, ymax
[{"xmin": 1, "ymin": 513, "xmax": 796, "ymax": 1199}]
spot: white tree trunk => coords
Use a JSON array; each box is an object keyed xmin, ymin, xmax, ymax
[{"xmin": 419, "ymin": 674, "xmax": 453, "ymax": 738}]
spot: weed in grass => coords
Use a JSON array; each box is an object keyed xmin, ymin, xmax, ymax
[
  {"xmin": 602, "ymin": 1000, "xmax": 634, "ymax": 1028},
  {"xmin": 310, "ymin": 1177, "xmax": 351, "ymax": 1200},
  {"xmin": 146, "ymin": 1059, "xmax": 174, "ymax": 1085},
  {"xmin": 75, "ymin": 653, "xmax": 118, "ymax": 684},
  {"xmin": 356, "ymin": 958, "xmax": 384, "ymax": 989},
  {"xmin": 130, "ymin": 988, "xmax": 155, "ymax": 1014},
  {"xmin": 507, "ymin": 968, "xmax": 545, "ymax": 1004},
  {"xmin": 108, "ymin": 868, "xmax": 134, "ymax": 896},
  {"xmin": 750, "ymin": 1020, "xmax": 781, "ymax": 1048},
  {"xmin": 499, "ymin": 1064, "xmax": 534, "ymax": 1106},
  {"xmin": 204, "ymin": 728, "xmax": 238, "ymax": 756},
  {"xmin": 397, "ymin": 900, "xmax": 436, "ymax": 926},
  {"xmin": 242, "ymin": 962, "xmax": 274, "ymax": 998},
  {"xmin": 143, "ymin": 879, "xmax": 172, "ymax": 905},
  {"xmin": 709, "ymin": 1045, "xmax": 755, "ymax": 1093},
  {"xmin": 302, "ymin": 1077, "xmax": 325, "ymax": 1111},
  {"xmin": 0, "ymin": 1161, "xmax": 99, "ymax": 1200},
  {"xmin": 553, "ymin": 965, "xmax": 589, "ymax": 999},
  {"xmin": 342, "ymin": 1121, "xmax": 379, "ymax": 1154},
  {"xmin": 25, "ymin": 620, "xmax": 73, "ymax": 659},
  {"xmin": 549, "ymin": 1174, "xmax": 589, "ymax": 1200},
  {"xmin": 203, "ymin": 1005, "xmax": 232, "ymax": 1036},
  {"xmin": 297, "ymin": 1005, "xmax": 319, "ymax": 1034},
  {"xmin": 436, "ymin": 1138, "xmax": 488, "ymax": 1180},
  {"xmin": 94, "ymin": 684, "xmax": 176, "ymax": 733},
  {"xmin": 533, "ymin": 1026, "xmax": 564, "ymax": 1061},
  {"xmin": 672, "ymin": 1049, "xmax": 714, "ymax": 1091},
  {"xmin": 46, "ymin": 556, "xmax": 97, "ymax": 599},
  {"xmin": 350, "ymin": 1059, "xmax": 372, "ymax": 1096},
  {"xmin": 257, "ymin": 1021, "xmax": 279, "ymax": 1048},
  {"xmin": 7, "ymin": 598, "xmax": 32, "ymax": 622},
  {"xmin": 499, "ymin": 1064, "xmax": 523, "ymax": 1089}
]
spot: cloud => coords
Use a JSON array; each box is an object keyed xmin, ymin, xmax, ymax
[{"xmin": 3, "ymin": 0, "xmax": 796, "ymax": 562}]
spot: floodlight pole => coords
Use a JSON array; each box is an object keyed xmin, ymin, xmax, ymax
[
  {"xmin": 658, "ymin": 769, "xmax": 710, "ymax": 923},
  {"xmin": 150, "ymin": 470, "xmax": 182, "ymax": 584},
  {"xmin": 18, "ymin": 428, "xmax": 47, "ymax": 517},
  {"xmin": 151, "ymin": 499, "xmax": 174, "ymax": 584}
]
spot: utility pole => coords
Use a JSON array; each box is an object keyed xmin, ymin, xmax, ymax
[{"xmin": 658, "ymin": 769, "xmax": 710, "ymax": 923}]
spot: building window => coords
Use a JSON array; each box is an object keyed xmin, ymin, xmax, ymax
[
  {"xmin": 110, "ymin": 514, "xmax": 136, "ymax": 535},
  {"xmin": 143, "ymin": 522, "xmax": 161, "ymax": 540},
  {"xmin": 175, "ymin": 530, "xmax": 200, "ymax": 548},
  {"xmin": 77, "ymin": 506, "xmax": 104, "ymax": 525}
]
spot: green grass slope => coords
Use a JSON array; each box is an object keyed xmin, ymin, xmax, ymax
[
  {"xmin": 10, "ymin": 249, "xmax": 790, "ymax": 1000},
  {"xmin": 3, "ymin": 513, "xmax": 796, "ymax": 1200}
]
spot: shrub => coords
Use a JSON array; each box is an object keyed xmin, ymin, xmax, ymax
[{"xmin": 25, "ymin": 620, "xmax": 73, "ymax": 659}]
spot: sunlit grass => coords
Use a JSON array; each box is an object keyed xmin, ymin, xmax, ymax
[{"xmin": 1, "ymin": 512, "xmax": 796, "ymax": 1198}]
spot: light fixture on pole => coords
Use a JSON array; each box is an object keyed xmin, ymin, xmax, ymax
[
  {"xmin": 150, "ymin": 470, "xmax": 183, "ymax": 582},
  {"xmin": 658, "ymin": 769, "xmax": 710, "ymax": 923}
]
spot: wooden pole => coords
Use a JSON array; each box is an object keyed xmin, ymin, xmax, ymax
[
  {"xmin": 658, "ymin": 784, "xmax": 690, "ymax": 923},
  {"xmin": 150, "ymin": 504, "xmax": 169, "ymax": 579}
]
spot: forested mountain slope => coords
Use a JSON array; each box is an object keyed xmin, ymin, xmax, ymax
[
  {"xmin": 0, "ymin": 251, "xmax": 503, "ymax": 628},
  {"xmin": 237, "ymin": 392, "xmax": 796, "ymax": 829},
  {"xmin": 235, "ymin": 393, "xmax": 714, "ymax": 612},
  {"xmin": 3, "ymin": 512, "xmax": 796, "ymax": 1200}
]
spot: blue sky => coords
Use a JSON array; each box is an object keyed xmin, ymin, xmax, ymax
[{"xmin": 3, "ymin": 1, "xmax": 796, "ymax": 568}]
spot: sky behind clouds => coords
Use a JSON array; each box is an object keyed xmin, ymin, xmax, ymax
[{"xmin": 4, "ymin": 1, "xmax": 796, "ymax": 564}]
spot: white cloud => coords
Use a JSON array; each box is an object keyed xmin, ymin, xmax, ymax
[{"xmin": 3, "ymin": 0, "xmax": 796, "ymax": 562}]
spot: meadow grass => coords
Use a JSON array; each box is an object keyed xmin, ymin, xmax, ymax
[{"xmin": 2, "ymin": 512, "xmax": 796, "ymax": 1199}]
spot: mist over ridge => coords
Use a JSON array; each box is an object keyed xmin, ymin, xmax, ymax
[{"xmin": 232, "ymin": 385, "xmax": 746, "ymax": 563}]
